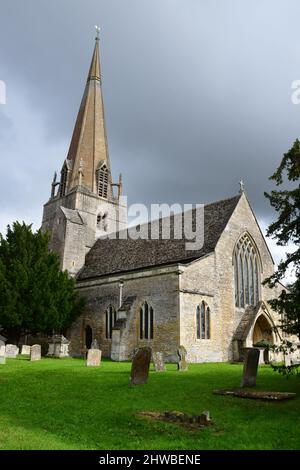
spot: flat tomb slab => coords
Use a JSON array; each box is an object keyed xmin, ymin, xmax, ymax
[{"xmin": 213, "ymin": 389, "xmax": 296, "ymax": 401}]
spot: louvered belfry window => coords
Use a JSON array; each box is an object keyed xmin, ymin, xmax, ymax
[
  {"xmin": 59, "ymin": 164, "xmax": 68, "ymax": 197},
  {"xmin": 97, "ymin": 164, "xmax": 109, "ymax": 198}
]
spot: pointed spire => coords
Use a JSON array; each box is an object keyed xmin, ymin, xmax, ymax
[
  {"xmin": 65, "ymin": 30, "xmax": 112, "ymax": 195},
  {"xmin": 87, "ymin": 35, "xmax": 101, "ymax": 82}
]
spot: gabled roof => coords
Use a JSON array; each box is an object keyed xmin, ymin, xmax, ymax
[
  {"xmin": 78, "ymin": 194, "xmax": 241, "ymax": 281},
  {"xmin": 61, "ymin": 207, "xmax": 84, "ymax": 225},
  {"xmin": 233, "ymin": 304, "xmax": 261, "ymax": 341}
]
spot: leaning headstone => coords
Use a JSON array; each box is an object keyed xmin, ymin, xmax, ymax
[
  {"xmin": 87, "ymin": 348, "xmax": 102, "ymax": 367},
  {"xmin": 130, "ymin": 347, "xmax": 152, "ymax": 385},
  {"xmin": 152, "ymin": 352, "xmax": 166, "ymax": 372},
  {"xmin": 241, "ymin": 348, "xmax": 259, "ymax": 387},
  {"xmin": 21, "ymin": 345, "xmax": 31, "ymax": 355},
  {"xmin": 177, "ymin": 345, "xmax": 188, "ymax": 371},
  {"xmin": 5, "ymin": 344, "xmax": 19, "ymax": 358},
  {"xmin": 0, "ymin": 345, "xmax": 5, "ymax": 364},
  {"xmin": 30, "ymin": 344, "xmax": 41, "ymax": 362}
]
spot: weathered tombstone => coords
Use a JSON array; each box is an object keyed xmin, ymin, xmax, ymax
[
  {"xmin": 0, "ymin": 333, "xmax": 7, "ymax": 348},
  {"xmin": 5, "ymin": 344, "xmax": 19, "ymax": 358},
  {"xmin": 47, "ymin": 334, "xmax": 70, "ymax": 358},
  {"xmin": 130, "ymin": 347, "xmax": 152, "ymax": 385},
  {"xmin": 152, "ymin": 351, "xmax": 166, "ymax": 372},
  {"xmin": 241, "ymin": 347, "xmax": 259, "ymax": 387},
  {"xmin": 284, "ymin": 354, "xmax": 291, "ymax": 367},
  {"xmin": 21, "ymin": 345, "xmax": 31, "ymax": 355},
  {"xmin": 91, "ymin": 339, "xmax": 99, "ymax": 350},
  {"xmin": 0, "ymin": 345, "xmax": 5, "ymax": 364},
  {"xmin": 30, "ymin": 344, "xmax": 41, "ymax": 362},
  {"xmin": 177, "ymin": 345, "xmax": 188, "ymax": 371},
  {"xmin": 87, "ymin": 348, "xmax": 102, "ymax": 366}
]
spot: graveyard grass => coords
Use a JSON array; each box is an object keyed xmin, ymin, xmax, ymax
[{"xmin": 0, "ymin": 358, "xmax": 300, "ymax": 450}]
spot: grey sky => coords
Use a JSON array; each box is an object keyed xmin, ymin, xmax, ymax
[{"xmin": 0, "ymin": 0, "xmax": 299, "ymax": 272}]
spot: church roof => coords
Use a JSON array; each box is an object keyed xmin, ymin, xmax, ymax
[
  {"xmin": 78, "ymin": 194, "xmax": 241, "ymax": 281},
  {"xmin": 233, "ymin": 303, "xmax": 261, "ymax": 341}
]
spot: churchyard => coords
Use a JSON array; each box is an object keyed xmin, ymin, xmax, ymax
[{"xmin": 0, "ymin": 357, "xmax": 300, "ymax": 450}]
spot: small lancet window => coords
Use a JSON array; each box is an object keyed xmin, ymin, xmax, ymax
[
  {"xmin": 97, "ymin": 164, "xmax": 109, "ymax": 198},
  {"xmin": 139, "ymin": 302, "xmax": 154, "ymax": 340},
  {"xmin": 196, "ymin": 301, "xmax": 210, "ymax": 340},
  {"xmin": 106, "ymin": 305, "xmax": 117, "ymax": 339}
]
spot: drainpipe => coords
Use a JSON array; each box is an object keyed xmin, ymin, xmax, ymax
[{"xmin": 119, "ymin": 280, "xmax": 124, "ymax": 308}]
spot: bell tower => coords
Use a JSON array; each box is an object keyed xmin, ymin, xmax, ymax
[{"xmin": 42, "ymin": 31, "xmax": 127, "ymax": 275}]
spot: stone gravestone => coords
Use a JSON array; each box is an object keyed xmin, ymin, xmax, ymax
[
  {"xmin": 21, "ymin": 345, "xmax": 31, "ymax": 355},
  {"xmin": 177, "ymin": 345, "xmax": 188, "ymax": 371},
  {"xmin": 152, "ymin": 351, "xmax": 166, "ymax": 372},
  {"xmin": 0, "ymin": 345, "xmax": 5, "ymax": 364},
  {"xmin": 30, "ymin": 344, "xmax": 41, "ymax": 362},
  {"xmin": 47, "ymin": 335, "xmax": 70, "ymax": 358},
  {"xmin": 241, "ymin": 347, "xmax": 260, "ymax": 387},
  {"xmin": 130, "ymin": 347, "xmax": 152, "ymax": 385},
  {"xmin": 5, "ymin": 344, "xmax": 19, "ymax": 358},
  {"xmin": 87, "ymin": 349, "xmax": 102, "ymax": 367},
  {"xmin": 0, "ymin": 333, "xmax": 7, "ymax": 348}
]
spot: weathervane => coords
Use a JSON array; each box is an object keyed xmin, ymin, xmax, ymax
[
  {"xmin": 239, "ymin": 179, "xmax": 245, "ymax": 193},
  {"xmin": 95, "ymin": 25, "xmax": 100, "ymax": 40}
]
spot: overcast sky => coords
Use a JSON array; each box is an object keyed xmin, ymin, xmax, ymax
[{"xmin": 0, "ymin": 0, "xmax": 298, "ymax": 274}]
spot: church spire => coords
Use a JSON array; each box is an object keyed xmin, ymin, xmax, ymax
[{"xmin": 65, "ymin": 29, "xmax": 112, "ymax": 195}]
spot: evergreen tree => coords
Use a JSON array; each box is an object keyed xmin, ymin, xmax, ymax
[
  {"xmin": 0, "ymin": 222, "xmax": 85, "ymax": 342},
  {"xmin": 263, "ymin": 139, "xmax": 300, "ymax": 339}
]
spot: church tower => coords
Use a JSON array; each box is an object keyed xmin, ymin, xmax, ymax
[{"xmin": 42, "ymin": 33, "xmax": 127, "ymax": 275}]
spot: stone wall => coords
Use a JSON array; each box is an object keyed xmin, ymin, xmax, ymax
[{"xmin": 68, "ymin": 266, "xmax": 180, "ymax": 359}]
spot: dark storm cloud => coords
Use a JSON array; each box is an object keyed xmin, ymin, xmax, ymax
[{"xmin": 1, "ymin": 0, "xmax": 300, "ymax": 232}]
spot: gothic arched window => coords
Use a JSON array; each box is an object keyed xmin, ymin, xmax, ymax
[
  {"xmin": 234, "ymin": 233, "xmax": 260, "ymax": 308},
  {"xmin": 106, "ymin": 305, "xmax": 117, "ymax": 339},
  {"xmin": 196, "ymin": 301, "xmax": 210, "ymax": 339},
  {"xmin": 139, "ymin": 302, "xmax": 154, "ymax": 340},
  {"xmin": 97, "ymin": 164, "xmax": 109, "ymax": 198},
  {"xmin": 59, "ymin": 164, "xmax": 68, "ymax": 197}
]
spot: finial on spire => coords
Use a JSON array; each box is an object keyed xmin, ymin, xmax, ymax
[
  {"xmin": 239, "ymin": 179, "xmax": 245, "ymax": 193},
  {"xmin": 95, "ymin": 25, "xmax": 100, "ymax": 40}
]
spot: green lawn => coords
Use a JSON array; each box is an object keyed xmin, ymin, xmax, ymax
[{"xmin": 0, "ymin": 357, "xmax": 299, "ymax": 450}]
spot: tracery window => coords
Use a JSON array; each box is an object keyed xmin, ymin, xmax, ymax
[
  {"xmin": 196, "ymin": 301, "xmax": 210, "ymax": 339},
  {"xmin": 97, "ymin": 164, "xmax": 109, "ymax": 198},
  {"xmin": 234, "ymin": 233, "xmax": 260, "ymax": 308},
  {"xmin": 106, "ymin": 305, "xmax": 117, "ymax": 339},
  {"xmin": 139, "ymin": 302, "xmax": 154, "ymax": 340}
]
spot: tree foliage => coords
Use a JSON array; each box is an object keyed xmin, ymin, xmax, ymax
[
  {"xmin": 0, "ymin": 222, "xmax": 85, "ymax": 341},
  {"xmin": 263, "ymin": 139, "xmax": 300, "ymax": 339}
]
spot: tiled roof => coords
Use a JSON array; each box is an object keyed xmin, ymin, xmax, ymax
[{"xmin": 78, "ymin": 194, "xmax": 241, "ymax": 280}]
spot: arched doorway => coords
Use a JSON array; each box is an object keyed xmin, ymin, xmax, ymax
[
  {"xmin": 253, "ymin": 315, "xmax": 273, "ymax": 344},
  {"xmin": 85, "ymin": 325, "xmax": 93, "ymax": 349}
]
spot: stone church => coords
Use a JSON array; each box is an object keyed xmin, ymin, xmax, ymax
[{"xmin": 42, "ymin": 37, "xmax": 287, "ymax": 363}]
